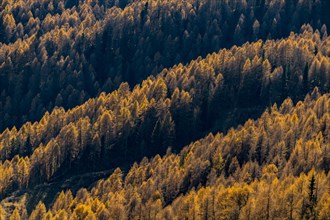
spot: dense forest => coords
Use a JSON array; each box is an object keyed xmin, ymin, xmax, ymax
[
  {"xmin": 1, "ymin": 0, "xmax": 330, "ymax": 131},
  {"xmin": 21, "ymin": 92, "xmax": 330, "ymax": 220},
  {"xmin": 0, "ymin": 0, "xmax": 329, "ymax": 219}
]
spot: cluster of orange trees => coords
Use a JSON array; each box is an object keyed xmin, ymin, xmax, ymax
[
  {"xmin": 0, "ymin": 0, "xmax": 330, "ymax": 219},
  {"xmin": 1, "ymin": 0, "xmax": 329, "ymax": 131},
  {"xmin": 0, "ymin": 29, "xmax": 329, "ymax": 218}
]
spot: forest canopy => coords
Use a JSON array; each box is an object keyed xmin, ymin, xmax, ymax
[
  {"xmin": 0, "ymin": 0, "xmax": 329, "ymax": 219},
  {"xmin": 0, "ymin": 0, "xmax": 330, "ymax": 131}
]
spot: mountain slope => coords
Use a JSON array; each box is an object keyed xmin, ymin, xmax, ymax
[
  {"xmin": 1, "ymin": 0, "xmax": 330, "ymax": 132},
  {"xmin": 0, "ymin": 29, "xmax": 329, "ymax": 218},
  {"xmin": 1, "ymin": 0, "xmax": 330, "ymax": 219},
  {"xmin": 8, "ymin": 90, "xmax": 330, "ymax": 219}
]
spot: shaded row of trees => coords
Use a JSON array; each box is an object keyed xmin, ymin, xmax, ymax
[
  {"xmin": 1, "ymin": 0, "xmax": 330, "ymax": 131},
  {"xmin": 0, "ymin": 29, "xmax": 329, "ymax": 203},
  {"xmin": 4, "ymin": 90, "xmax": 330, "ymax": 219}
]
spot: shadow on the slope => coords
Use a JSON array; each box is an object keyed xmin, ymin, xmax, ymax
[{"xmin": 24, "ymin": 169, "xmax": 115, "ymax": 213}]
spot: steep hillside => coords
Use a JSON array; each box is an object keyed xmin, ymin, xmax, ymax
[
  {"xmin": 1, "ymin": 0, "xmax": 330, "ymax": 217},
  {"xmin": 1, "ymin": 0, "xmax": 329, "ymax": 131},
  {"xmin": 6, "ymin": 89, "xmax": 330, "ymax": 219},
  {"xmin": 0, "ymin": 29, "xmax": 329, "ymax": 218}
]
